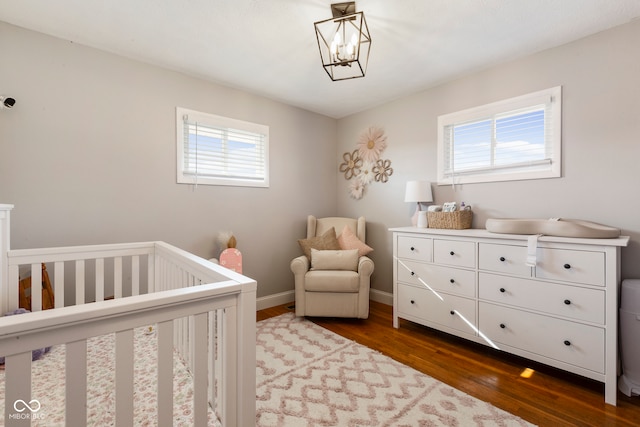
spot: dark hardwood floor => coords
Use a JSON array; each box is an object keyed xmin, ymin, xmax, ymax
[{"xmin": 257, "ymin": 300, "xmax": 640, "ymax": 427}]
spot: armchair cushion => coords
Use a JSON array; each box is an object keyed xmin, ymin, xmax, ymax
[
  {"xmin": 310, "ymin": 248, "xmax": 359, "ymax": 271},
  {"xmin": 338, "ymin": 225, "xmax": 373, "ymax": 257},
  {"xmin": 304, "ymin": 270, "xmax": 360, "ymax": 292},
  {"xmin": 297, "ymin": 227, "xmax": 340, "ymax": 260}
]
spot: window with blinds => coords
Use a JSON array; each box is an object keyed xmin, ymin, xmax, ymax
[
  {"xmin": 176, "ymin": 107, "xmax": 269, "ymax": 187},
  {"xmin": 437, "ymin": 86, "xmax": 561, "ymax": 185}
]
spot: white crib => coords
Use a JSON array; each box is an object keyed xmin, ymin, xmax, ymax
[{"xmin": 0, "ymin": 204, "xmax": 256, "ymax": 426}]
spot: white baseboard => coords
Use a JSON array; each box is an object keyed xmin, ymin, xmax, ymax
[
  {"xmin": 256, "ymin": 290, "xmax": 295, "ymax": 311},
  {"xmin": 370, "ymin": 289, "xmax": 393, "ymax": 306},
  {"xmin": 256, "ymin": 289, "xmax": 392, "ymax": 311}
]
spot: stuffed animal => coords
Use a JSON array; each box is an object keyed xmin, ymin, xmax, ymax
[
  {"xmin": 0, "ymin": 308, "xmax": 51, "ymax": 365},
  {"xmin": 215, "ymin": 231, "xmax": 243, "ymax": 274}
]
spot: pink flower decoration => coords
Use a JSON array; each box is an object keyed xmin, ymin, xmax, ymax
[{"xmin": 357, "ymin": 126, "xmax": 387, "ymax": 163}]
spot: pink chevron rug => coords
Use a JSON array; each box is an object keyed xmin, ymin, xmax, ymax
[{"xmin": 256, "ymin": 313, "xmax": 535, "ymax": 427}]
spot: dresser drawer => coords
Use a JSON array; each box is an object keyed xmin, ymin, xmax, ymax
[
  {"xmin": 479, "ymin": 302, "xmax": 605, "ymax": 373},
  {"xmin": 479, "ymin": 273, "xmax": 605, "ymax": 324},
  {"xmin": 397, "ymin": 236, "xmax": 432, "ymax": 261},
  {"xmin": 433, "ymin": 239, "xmax": 476, "ymax": 268},
  {"xmin": 479, "ymin": 243, "xmax": 531, "ymax": 277},
  {"xmin": 397, "ymin": 284, "xmax": 477, "ymax": 335},
  {"xmin": 535, "ymin": 248, "xmax": 605, "ymax": 286},
  {"xmin": 397, "ymin": 260, "xmax": 476, "ymax": 298}
]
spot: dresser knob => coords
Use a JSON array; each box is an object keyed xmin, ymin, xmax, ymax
[
  {"xmin": 564, "ymin": 340, "xmax": 571, "ymax": 346},
  {"xmin": 564, "ymin": 263, "xmax": 571, "ymax": 269},
  {"xmin": 411, "ymin": 271, "xmax": 415, "ymax": 276},
  {"xmin": 410, "ymin": 300, "xmax": 415, "ymax": 304},
  {"xmin": 500, "ymin": 323, "xmax": 506, "ymax": 329},
  {"xmin": 410, "ymin": 246, "xmax": 415, "ymax": 251},
  {"xmin": 450, "ymin": 279, "xmax": 455, "ymax": 284},
  {"xmin": 499, "ymin": 287, "xmax": 506, "ymax": 293},
  {"xmin": 564, "ymin": 299, "xmax": 571, "ymax": 305},
  {"xmin": 450, "ymin": 251, "xmax": 455, "ymax": 256},
  {"xmin": 450, "ymin": 310, "xmax": 455, "ymax": 315},
  {"xmin": 499, "ymin": 257, "xmax": 506, "ymax": 262}
]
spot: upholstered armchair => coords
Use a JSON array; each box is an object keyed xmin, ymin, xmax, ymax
[{"xmin": 290, "ymin": 215, "xmax": 374, "ymax": 319}]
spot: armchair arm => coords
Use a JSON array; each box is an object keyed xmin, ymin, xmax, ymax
[
  {"xmin": 291, "ymin": 255, "xmax": 310, "ymax": 317},
  {"xmin": 290, "ymin": 255, "xmax": 310, "ymax": 275},
  {"xmin": 357, "ymin": 255, "xmax": 374, "ymax": 277},
  {"xmin": 357, "ymin": 255, "xmax": 374, "ymax": 319}
]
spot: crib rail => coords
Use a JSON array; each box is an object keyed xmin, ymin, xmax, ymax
[{"xmin": 0, "ymin": 240, "xmax": 256, "ymax": 426}]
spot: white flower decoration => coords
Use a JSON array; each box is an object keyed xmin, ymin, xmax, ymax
[
  {"xmin": 358, "ymin": 161, "xmax": 375, "ymax": 186},
  {"xmin": 349, "ymin": 179, "xmax": 365, "ymax": 200}
]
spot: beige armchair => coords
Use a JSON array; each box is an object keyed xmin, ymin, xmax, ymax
[{"xmin": 291, "ymin": 215, "xmax": 374, "ymax": 319}]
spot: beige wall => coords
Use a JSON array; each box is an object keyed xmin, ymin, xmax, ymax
[
  {"xmin": 3, "ymin": 18, "xmax": 640, "ymax": 305},
  {"xmin": 337, "ymin": 19, "xmax": 640, "ymax": 296},
  {"xmin": 0, "ymin": 22, "xmax": 337, "ymax": 300}
]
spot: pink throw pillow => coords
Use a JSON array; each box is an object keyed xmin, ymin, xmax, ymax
[{"xmin": 338, "ymin": 225, "xmax": 373, "ymax": 257}]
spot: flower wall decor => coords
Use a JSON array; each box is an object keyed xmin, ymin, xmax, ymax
[
  {"xmin": 339, "ymin": 150, "xmax": 362, "ymax": 179},
  {"xmin": 339, "ymin": 126, "xmax": 393, "ymax": 199},
  {"xmin": 373, "ymin": 159, "xmax": 393, "ymax": 183}
]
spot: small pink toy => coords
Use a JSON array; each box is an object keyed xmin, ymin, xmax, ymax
[{"xmin": 218, "ymin": 233, "xmax": 242, "ymax": 274}]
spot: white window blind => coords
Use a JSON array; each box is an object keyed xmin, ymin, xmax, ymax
[
  {"xmin": 437, "ymin": 86, "xmax": 561, "ymax": 185},
  {"xmin": 176, "ymin": 107, "xmax": 269, "ymax": 187}
]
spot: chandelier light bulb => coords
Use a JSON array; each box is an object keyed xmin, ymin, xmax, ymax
[{"xmin": 347, "ymin": 33, "xmax": 358, "ymax": 58}]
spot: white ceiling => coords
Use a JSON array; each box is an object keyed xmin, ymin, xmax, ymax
[{"xmin": 2, "ymin": 0, "xmax": 640, "ymax": 118}]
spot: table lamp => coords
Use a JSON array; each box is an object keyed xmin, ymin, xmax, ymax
[{"xmin": 404, "ymin": 180, "xmax": 433, "ymax": 227}]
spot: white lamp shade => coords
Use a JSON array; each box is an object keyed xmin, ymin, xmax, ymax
[{"xmin": 404, "ymin": 181, "xmax": 433, "ymax": 203}]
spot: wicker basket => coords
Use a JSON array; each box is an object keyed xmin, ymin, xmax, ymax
[{"xmin": 427, "ymin": 210, "xmax": 473, "ymax": 229}]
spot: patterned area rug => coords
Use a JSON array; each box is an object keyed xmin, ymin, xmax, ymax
[{"xmin": 256, "ymin": 313, "xmax": 535, "ymax": 427}]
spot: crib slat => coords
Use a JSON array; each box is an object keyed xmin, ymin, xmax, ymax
[
  {"xmin": 54, "ymin": 261, "xmax": 65, "ymax": 308},
  {"xmin": 165, "ymin": 261, "xmax": 172, "ymax": 292},
  {"xmin": 157, "ymin": 320, "xmax": 174, "ymax": 427},
  {"xmin": 66, "ymin": 339, "xmax": 88, "ymax": 425},
  {"xmin": 31, "ymin": 263, "xmax": 42, "ymax": 311},
  {"xmin": 5, "ymin": 352, "xmax": 32, "ymax": 427},
  {"xmin": 115, "ymin": 329, "xmax": 134, "ymax": 426},
  {"xmin": 189, "ymin": 315, "xmax": 195, "ymax": 378},
  {"xmin": 192, "ymin": 313, "xmax": 209, "ymax": 426},
  {"xmin": 185, "ymin": 269, "xmax": 191, "ymax": 289},
  {"xmin": 155, "ymin": 257, "xmax": 163, "ymax": 293},
  {"xmin": 75, "ymin": 260, "xmax": 85, "ymax": 305},
  {"xmin": 95, "ymin": 258, "xmax": 105, "ymax": 302},
  {"xmin": 7, "ymin": 264, "xmax": 20, "ymax": 312},
  {"xmin": 132, "ymin": 256, "xmax": 140, "ymax": 296},
  {"xmin": 174, "ymin": 318, "xmax": 182, "ymax": 366},
  {"xmin": 223, "ymin": 305, "xmax": 238, "ymax": 425},
  {"xmin": 147, "ymin": 254, "xmax": 155, "ymax": 294},
  {"xmin": 114, "ymin": 257, "xmax": 123, "ymax": 299},
  {"xmin": 150, "ymin": 255, "xmax": 159, "ymax": 294},
  {"xmin": 210, "ymin": 309, "xmax": 224, "ymax": 417}
]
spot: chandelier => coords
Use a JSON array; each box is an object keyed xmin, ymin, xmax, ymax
[{"xmin": 314, "ymin": 2, "xmax": 372, "ymax": 81}]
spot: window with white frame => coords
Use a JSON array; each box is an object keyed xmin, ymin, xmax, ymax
[
  {"xmin": 176, "ymin": 107, "xmax": 269, "ymax": 187},
  {"xmin": 437, "ymin": 86, "xmax": 561, "ymax": 185}
]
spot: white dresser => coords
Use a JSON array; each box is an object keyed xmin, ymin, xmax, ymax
[{"xmin": 390, "ymin": 227, "xmax": 629, "ymax": 405}]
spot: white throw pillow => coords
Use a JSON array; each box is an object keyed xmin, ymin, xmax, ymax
[{"xmin": 310, "ymin": 248, "xmax": 359, "ymax": 271}]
